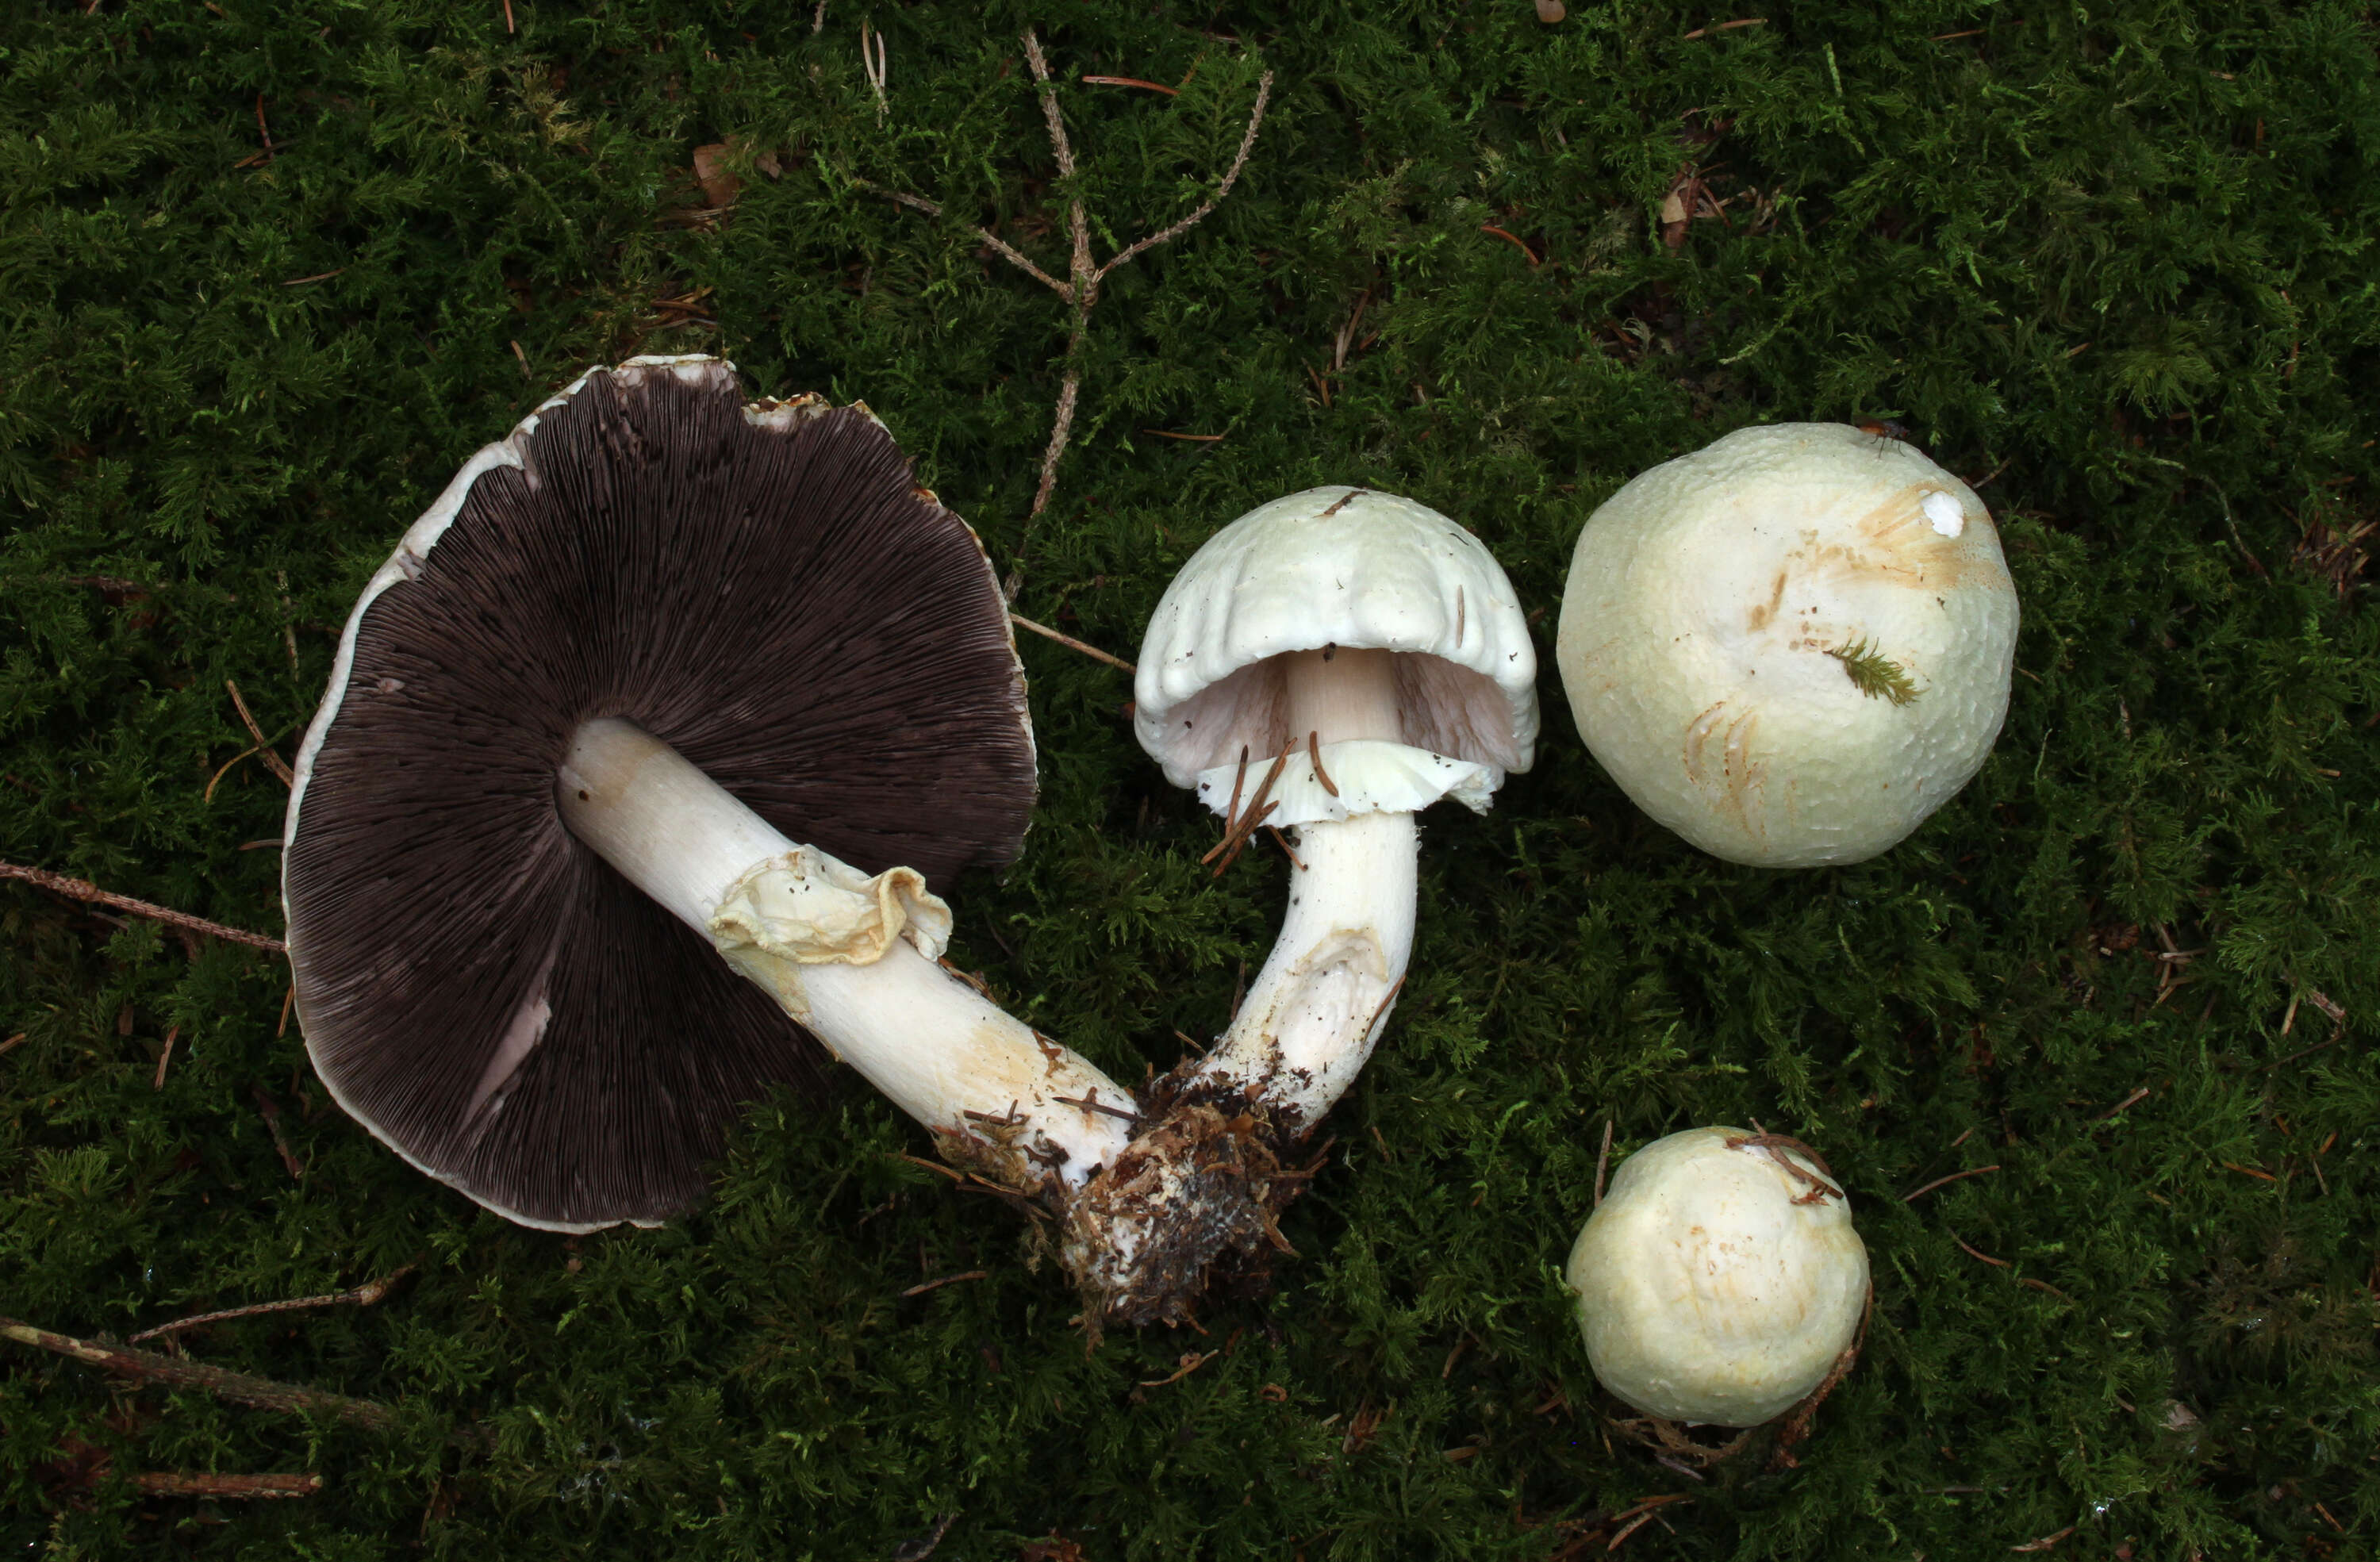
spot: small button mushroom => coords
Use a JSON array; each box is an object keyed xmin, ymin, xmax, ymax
[
  {"xmin": 1566, "ymin": 1126, "xmax": 1869, "ymax": 1429},
  {"xmin": 1556, "ymin": 424, "xmax": 2020, "ymax": 867}
]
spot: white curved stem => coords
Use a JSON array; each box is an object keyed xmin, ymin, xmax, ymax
[
  {"xmin": 1191, "ymin": 644, "xmax": 1418, "ymax": 1126},
  {"xmin": 1193, "ymin": 808, "xmax": 1418, "ymax": 1124},
  {"xmin": 555, "ymin": 718, "xmax": 1136, "ymax": 1189}
]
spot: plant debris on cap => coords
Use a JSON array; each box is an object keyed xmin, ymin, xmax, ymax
[{"xmin": 282, "ymin": 357, "xmax": 1035, "ymax": 1231}]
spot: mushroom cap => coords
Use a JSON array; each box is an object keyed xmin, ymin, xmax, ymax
[
  {"xmin": 1556, "ymin": 424, "xmax": 2018, "ymax": 867},
  {"xmin": 1565, "ymin": 1126, "xmax": 1869, "ymax": 1428},
  {"xmin": 1133, "ymin": 485, "xmax": 1538, "ymax": 823},
  {"xmin": 282, "ymin": 356, "xmax": 1035, "ymax": 1232}
]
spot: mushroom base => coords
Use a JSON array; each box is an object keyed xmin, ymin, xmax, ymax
[{"xmin": 1055, "ymin": 1061, "xmax": 1322, "ymax": 1330}]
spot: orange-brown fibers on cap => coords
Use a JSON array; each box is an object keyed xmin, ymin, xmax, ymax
[{"xmin": 284, "ymin": 367, "xmax": 1035, "ymax": 1230}]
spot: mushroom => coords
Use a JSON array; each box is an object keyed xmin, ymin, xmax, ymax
[
  {"xmin": 1062, "ymin": 485, "xmax": 1537, "ymax": 1324},
  {"xmin": 283, "ymin": 356, "xmax": 1138, "ymax": 1231},
  {"xmin": 1556, "ymin": 424, "xmax": 2019, "ymax": 866},
  {"xmin": 1565, "ymin": 1126, "xmax": 1869, "ymax": 1429}
]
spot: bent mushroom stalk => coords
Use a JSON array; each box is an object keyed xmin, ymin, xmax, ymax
[
  {"xmin": 284, "ymin": 356, "xmax": 1135, "ymax": 1231},
  {"xmin": 1061, "ymin": 487, "xmax": 1538, "ymax": 1326}
]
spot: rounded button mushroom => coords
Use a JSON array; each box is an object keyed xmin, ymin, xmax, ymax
[
  {"xmin": 1556, "ymin": 424, "xmax": 2019, "ymax": 866},
  {"xmin": 284, "ymin": 356, "xmax": 1138, "ymax": 1231},
  {"xmin": 1566, "ymin": 1126, "xmax": 1869, "ymax": 1430},
  {"xmin": 1064, "ymin": 485, "xmax": 1537, "ymax": 1325}
]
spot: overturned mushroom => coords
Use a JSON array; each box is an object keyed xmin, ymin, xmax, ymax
[
  {"xmin": 283, "ymin": 356, "xmax": 1137, "ymax": 1231},
  {"xmin": 1557, "ymin": 424, "xmax": 2019, "ymax": 866},
  {"xmin": 1062, "ymin": 485, "xmax": 1537, "ymax": 1325}
]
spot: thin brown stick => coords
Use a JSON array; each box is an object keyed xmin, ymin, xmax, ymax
[
  {"xmin": 896, "ymin": 1151, "xmax": 965, "ymax": 1182},
  {"xmin": 1266, "ymin": 824, "xmax": 1303, "ymax": 869},
  {"xmin": 1096, "ymin": 69, "xmax": 1275, "ymax": 281},
  {"xmin": 253, "ymin": 1086, "xmax": 305, "ymax": 1180},
  {"xmin": 1053, "ymin": 1088, "xmax": 1142, "ymax": 1126},
  {"xmin": 0, "ymin": 861, "xmax": 285, "ymax": 953},
  {"xmin": 1201, "ymin": 748, "xmax": 1259, "ymax": 864},
  {"xmin": 1479, "ymin": 223, "xmax": 1538, "ymax": 264},
  {"xmin": 1008, "ymin": 612, "xmax": 1135, "ymax": 672},
  {"xmin": 1948, "ymin": 1233, "xmax": 2007, "ymax": 1267},
  {"xmin": 901, "ymin": 1270, "xmax": 989, "ymax": 1298},
  {"xmin": 1899, "ymin": 1165, "xmax": 2001, "ymax": 1202},
  {"xmin": 0, "ymin": 1317, "xmax": 397, "ymax": 1431},
  {"xmin": 1209, "ymin": 801, "xmax": 1276, "ymax": 876},
  {"xmin": 134, "ymin": 1471, "xmax": 324, "ymax": 1499},
  {"xmin": 1209, "ymin": 739, "xmax": 1296, "ymax": 875},
  {"xmin": 1138, "ymin": 1349, "xmax": 1215, "ymax": 1387},
  {"xmin": 225, "ymin": 681, "xmax": 295, "ymax": 785},
  {"xmin": 1029, "ymin": 366, "xmax": 1082, "ymax": 521},
  {"xmin": 1081, "ymin": 75, "xmax": 1179, "ymax": 95},
  {"xmin": 1357, "ymin": 974, "xmax": 1405, "ymax": 1045},
  {"xmin": 129, "ymin": 1265, "xmax": 416, "ymax": 1345},
  {"xmin": 850, "ymin": 180, "xmax": 1069, "ymax": 295},
  {"xmin": 1307, "ymin": 730, "xmax": 1338, "ymax": 796},
  {"xmin": 1593, "ymin": 1118, "xmax": 1613, "ymax": 1207},
  {"xmin": 1141, "ymin": 428, "xmax": 1225, "ymax": 441},
  {"xmin": 152, "ymin": 1027, "xmax": 178, "ymax": 1090},
  {"xmin": 204, "ymin": 744, "xmax": 267, "ymax": 804}
]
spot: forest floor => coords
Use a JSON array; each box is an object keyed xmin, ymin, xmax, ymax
[{"xmin": 2, "ymin": 2, "xmax": 2374, "ymax": 1558}]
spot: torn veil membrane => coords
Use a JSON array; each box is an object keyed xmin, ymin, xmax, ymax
[{"xmin": 283, "ymin": 357, "xmax": 1138, "ymax": 1232}]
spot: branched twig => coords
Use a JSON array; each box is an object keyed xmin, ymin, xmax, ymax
[
  {"xmin": 846, "ymin": 181, "xmax": 1069, "ymax": 294},
  {"xmin": 861, "ymin": 31, "xmax": 1274, "ymax": 562},
  {"xmin": 0, "ymin": 861, "xmax": 286, "ymax": 953},
  {"xmin": 1, "ymin": 1316, "xmax": 397, "ymax": 1432},
  {"xmin": 129, "ymin": 1265, "xmax": 417, "ymax": 1345}
]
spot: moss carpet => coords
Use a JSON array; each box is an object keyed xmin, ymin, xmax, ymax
[{"xmin": 2, "ymin": 2, "xmax": 2374, "ymax": 1557}]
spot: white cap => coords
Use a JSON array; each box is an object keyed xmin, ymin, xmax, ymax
[
  {"xmin": 1133, "ymin": 486, "xmax": 1539, "ymax": 825},
  {"xmin": 1557, "ymin": 424, "xmax": 2019, "ymax": 867}
]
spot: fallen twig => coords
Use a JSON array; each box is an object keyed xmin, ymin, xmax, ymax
[
  {"xmin": 130, "ymin": 1265, "xmax": 417, "ymax": 1345},
  {"xmin": 135, "ymin": 1470, "xmax": 324, "ymax": 1499},
  {"xmin": 862, "ymin": 31, "xmax": 1273, "ymax": 576},
  {"xmin": 0, "ymin": 1316, "xmax": 397, "ymax": 1432},
  {"xmin": 1900, "ymin": 1165, "xmax": 2001, "ymax": 1202},
  {"xmin": 1138, "ymin": 1349, "xmax": 1215, "ymax": 1387},
  {"xmin": 901, "ymin": 1270, "xmax": 989, "ymax": 1298},
  {"xmin": 1009, "ymin": 612, "xmax": 1135, "ymax": 673},
  {"xmin": 0, "ymin": 861, "xmax": 285, "ymax": 953}
]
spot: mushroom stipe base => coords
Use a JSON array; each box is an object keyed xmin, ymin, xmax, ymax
[{"xmin": 1059, "ymin": 1062, "xmax": 1326, "ymax": 1332}]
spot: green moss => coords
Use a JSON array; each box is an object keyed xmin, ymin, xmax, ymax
[
  {"xmin": 1825, "ymin": 637, "xmax": 1921, "ymax": 707},
  {"xmin": 3, "ymin": 1, "xmax": 2377, "ymax": 1558}
]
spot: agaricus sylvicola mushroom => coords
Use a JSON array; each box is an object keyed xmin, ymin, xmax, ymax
[
  {"xmin": 1061, "ymin": 485, "xmax": 1537, "ymax": 1324},
  {"xmin": 1557, "ymin": 424, "xmax": 2019, "ymax": 867},
  {"xmin": 1566, "ymin": 1126, "xmax": 1869, "ymax": 1428},
  {"xmin": 284, "ymin": 356, "xmax": 1138, "ymax": 1230}
]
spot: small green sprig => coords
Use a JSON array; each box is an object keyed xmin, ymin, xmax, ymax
[{"xmin": 1825, "ymin": 638, "xmax": 1921, "ymax": 706}]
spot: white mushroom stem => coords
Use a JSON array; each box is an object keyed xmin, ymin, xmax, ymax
[
  {"xmin": 1190, "ymin": 647, "xmax": 1418, "ymax": 1126},
  {"xmin": 555, "ymin": 718, "xmax": 1137, "ymax": 1190}
]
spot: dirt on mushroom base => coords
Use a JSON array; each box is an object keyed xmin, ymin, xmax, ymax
[{"xmin": 1054, "ymin": 1064, "xmax": 1324, "ymax": 1333}]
